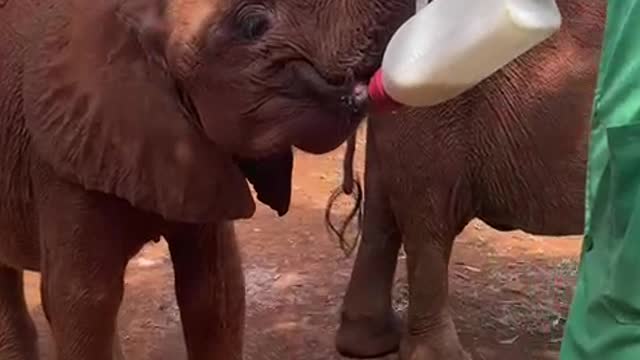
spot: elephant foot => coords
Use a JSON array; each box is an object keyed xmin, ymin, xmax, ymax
[
  {"xmin": 399, "ymin": 321, "xmax": 470, "ymax": 360},
  {"xmin": 400, "ymin": 338, "xmax": 471, "ymax": 360},
  {"xmin": 336, "ymin": 311, "xmax": 402, "ymax": 358}
]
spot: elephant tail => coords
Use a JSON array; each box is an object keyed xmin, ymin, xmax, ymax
[{"xmin": 325, "ymin": 133, "xmax": 363, "ymax": 257}]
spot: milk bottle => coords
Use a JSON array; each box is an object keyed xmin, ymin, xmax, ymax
[{"xmin": 368, "ymin": 0, "xmax": 563, "ymax": 109}]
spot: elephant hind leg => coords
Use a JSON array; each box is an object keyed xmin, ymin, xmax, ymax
[
  {"xmin": 399, "ymin": 237, "xmax": 470, "ymax": 360},
  {"xmin": 336, "ymin": 131, "xmax": 403, "ymax": 358},
  {"xmin": 336, "ymin": 220, "xmax": 402, "ymax": 359},
  {"xmin": 0, "ymin": 265, "xmax": 38, "ymax": 360}
]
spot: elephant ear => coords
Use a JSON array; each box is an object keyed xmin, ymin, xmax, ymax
[
  {"xmin": 22, "ymin": 0, "xmax": 256, "ymax": 222},
  {"xmin": 236, "ymin": 149, "xmax": 294, "ymax": 217}
]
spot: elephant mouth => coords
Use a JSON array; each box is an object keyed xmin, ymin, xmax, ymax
[
  {"xmin": 282, "ymin": 60, "xmax": 370, "ymax": 119},
  {"xmin": 270, "ymin": 60, "xmax": 369, "ymax": 154}
]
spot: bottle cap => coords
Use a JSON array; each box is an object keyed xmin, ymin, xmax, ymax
[{"xmin": 368, "ymin": 70, "xmax": 402, "ymax": 113}]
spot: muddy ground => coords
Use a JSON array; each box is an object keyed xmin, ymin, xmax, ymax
[{"xmin": 23, "ymin": 127, "xmax": 582, "ymax": 359}]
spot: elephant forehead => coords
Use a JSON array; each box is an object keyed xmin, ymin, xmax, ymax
[{"xmin": 166, "ymin": 0, "xmax": 218, "ymax": 44}]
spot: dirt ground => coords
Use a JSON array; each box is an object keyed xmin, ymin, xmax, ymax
[{"xmin": 23, "ymin": 127, "xmax": 583, "ymax": 359}]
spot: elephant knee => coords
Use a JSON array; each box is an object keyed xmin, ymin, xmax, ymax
[{"xmin": 44, "ymin": 275, "xmax": 124, "ymax": 319}]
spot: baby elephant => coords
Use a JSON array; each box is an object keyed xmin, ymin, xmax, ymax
[
  {"xmin": 333, "ymin": 1, "xmax": 606, "ymax": 359},
  {"xmin": 0, "ymin": 0, "xmax": 413, "ymax": 359}
]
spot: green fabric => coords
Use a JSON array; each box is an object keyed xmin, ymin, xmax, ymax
[{"xmin": 560, "ymin": 1, "xmax": 640, "ymax": 359}]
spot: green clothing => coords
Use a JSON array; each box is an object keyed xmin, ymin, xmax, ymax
[{"xmin": 560, "ymin": 1, "xmax": 640, "ymax": 359}]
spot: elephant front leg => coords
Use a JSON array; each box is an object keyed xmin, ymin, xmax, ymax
[
  {"xmin": 0, "ymin": 265, "xmax": 38, "ymax": 360},
  {"xmin": 40, "ymin": 239, "xmax": 126, "ymax": 360},
  {"xmin": 167, "ymin": 222, "xmax": 245, "ymax": 360},
  {"xmin": 34, "ymin": 173, "xmax": 145, "ymax": 360},
  {"xmin": 400, "ymin": 235, "xmax": 470, "ymax": 360},
  {"xmin": 336, "ymin": 130, "xmax": 403, "ymax": 358}
]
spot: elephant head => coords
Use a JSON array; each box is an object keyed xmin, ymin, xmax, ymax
[{"xmin": 22, "ymin": 0, "xmax": 414, "ymax": 222}]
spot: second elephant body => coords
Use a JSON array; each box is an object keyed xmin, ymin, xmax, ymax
[{"xmin": 335, "ymin": 1, "xmax": 605, "ymax": 359}]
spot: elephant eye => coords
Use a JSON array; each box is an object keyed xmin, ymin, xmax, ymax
[{"xmin": 235, "ymin": 4, "xmax": 271, "ymax": 41}]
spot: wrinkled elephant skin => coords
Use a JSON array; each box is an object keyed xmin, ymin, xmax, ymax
[
  {"xmin": 0, "ymin": 0, "xmax": 414, "ymax": 359},
  {"xmin": 336, "ymin": 1, "xmax": 606, "ymax": 359}
]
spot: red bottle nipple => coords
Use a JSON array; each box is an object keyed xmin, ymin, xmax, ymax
[{"xmin": 368, "ymin": 70, "xmax": 402, "ymax": 113}]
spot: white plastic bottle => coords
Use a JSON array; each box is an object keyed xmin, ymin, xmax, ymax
[{"xmin": 368, "ymin": 0, "xmax": 563, "ymax": 110}]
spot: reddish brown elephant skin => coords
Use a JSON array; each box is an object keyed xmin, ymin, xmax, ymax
[
  {"xmin": 0, "ymin": 0, "xmax": 414, "ymax": 359},
  {"xmin": 335, "ymin": 1, "xmax": 606, "ymax": 359}
]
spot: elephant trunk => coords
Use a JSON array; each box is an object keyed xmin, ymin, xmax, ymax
[
  {"xmin": 324, "ymin": 132, "xmax": 363, "ymax": 257},
  {"xmin": 342, "ymin": 133, "xmax": 357, "ymax": 195}
]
